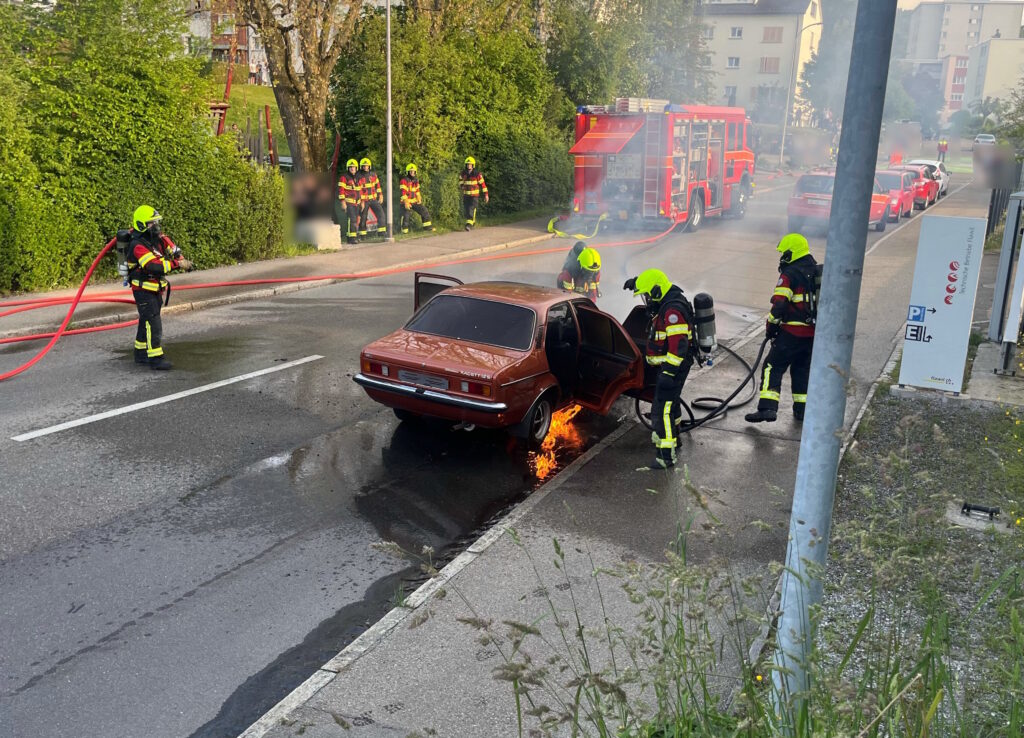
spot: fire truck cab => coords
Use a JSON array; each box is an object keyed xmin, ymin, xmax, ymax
[{"xmin": 569, "ymin": 98, "xmax": 755, "ymax": 230}]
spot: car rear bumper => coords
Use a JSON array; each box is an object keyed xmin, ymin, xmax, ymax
[{"xmin": 354, "ymin": 373, "xmax": 509, "ymax": 414}]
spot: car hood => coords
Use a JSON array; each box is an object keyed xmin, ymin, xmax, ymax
[{"xmin": 363, "ymin": 330, "xmax": 527, "ymax": 379}]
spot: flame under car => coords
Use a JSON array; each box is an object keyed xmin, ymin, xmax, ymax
[{"xmin": 354, "ymin": 274, "xmax": 645, "ymax": 446}]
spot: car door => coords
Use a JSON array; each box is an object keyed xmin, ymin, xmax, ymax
[
  {"xmin": 903, "ymin": 172, "xmax": 916, "ymax": 210},
  {"xmin": 414, "ymin": 272, "xmax": 463, "ymax": 310},
  {"xmin": 569, "ymin": 301, "xmax": 643, "ymax": 413}
]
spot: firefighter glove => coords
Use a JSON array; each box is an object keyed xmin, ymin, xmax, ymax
[
  {"xmin": 766, "ymin": 323, "xmax": 779, "ymax": 339},
  {"xmin": 622, "ymin": 277, "xmax": 637, "ymax": 292},
  {"xmin": 177, "ymin": 258, "xmax": 194, "ymax": 272}
]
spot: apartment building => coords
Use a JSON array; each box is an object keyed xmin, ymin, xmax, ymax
[
  {"xmin": 905, "ymin": 0, "xmax": 1024, "ymax": 60},
  {"xmin": 187, "ymin": 0, "xmax": 269, "ymax": 83},
  {"xmin": 700, "ymin": 0, "xmax": 821, "ymax": 121},
  {"xmin": 965, "ymin": 37, "xmax": 1024, "ymax": 105},
  {"xmin": 939, "ymin": 53, "xmax": 970, "ymax": 116}
]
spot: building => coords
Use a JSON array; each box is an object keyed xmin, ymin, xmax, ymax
[
  {"xmin": 965, "ymin": 37, "xmax": 1024, "ymax": 106},
  {"xmin": 700, "ymin": 0, "xmax": 821, "ymax": 122},
  {"xmin": 186, "ymin": 0, "xmax": 269, "ymax": 84},
  {"xmin": 905, "ymin": 1, "xmax": 1024, "ymax": 61},
  {"xmin": 938, "ymin": 53, "xmax": 970, "ymax": 117}
]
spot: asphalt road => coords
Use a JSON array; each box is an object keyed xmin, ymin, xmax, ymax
[{"xmin": 0, "ymin": 178, "xmax": 952, "ymax": 737}]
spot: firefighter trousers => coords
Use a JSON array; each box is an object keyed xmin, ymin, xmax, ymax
[
  {"xmin": 340, "ymin": 204, "xmax": 360, "ymax": 243},
  {"xmin": 462, "ymin": 195, "xmax": 479, "ymax": 227},
  {"xmin": 651, "ymin": 359, "xmax": 693, "ymax": 465},
  {"xmin": 133, "ymin": 290, "xmax": 164, "ymax": 359},
  {"xmin": 360, "ymin": 200, "xmax": 387, "ymax": 236},
  {"xmin": 757, "ymin": 331, "xmax": 813, "ymax": 416},
  {"xmin": 401, "ymin": 203, "xmax": 432, "ymax": 233}
]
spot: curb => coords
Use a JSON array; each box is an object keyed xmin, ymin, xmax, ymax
[{"xmin": 0, "ymin": 232, "xmax": 555, "ymax": 341}]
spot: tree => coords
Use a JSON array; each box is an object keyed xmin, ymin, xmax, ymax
[
  {"xmin": 239, "ymin": 0, "xmax": 364, "ymax": 172},
  {"xmin": 999, "ymin": 80, "xmax": 1024, "ymax": 146},
  {"xmin": 970, "ymin": 96, "xmax": 1005, "ymax": 122},
  {"xmin": 797, "ymin": 0, "xmax": 856, "ymax": 126}
]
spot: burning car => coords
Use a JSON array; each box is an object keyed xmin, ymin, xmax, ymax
[
  {"xmin": 787, "ymin": 170, "xmax": 891, "ymax": 234},
  {"xmin": 354, "ymin": 274, "xmax": 644, "ymax": 446}
]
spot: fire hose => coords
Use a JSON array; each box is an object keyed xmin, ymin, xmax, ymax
[{"xmin": 0, "ymin": 222, "xmax": 681, "ymax": 382}]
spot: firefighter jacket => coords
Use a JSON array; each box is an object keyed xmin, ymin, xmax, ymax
[
  {"xmin": 645, "ymin": 285, "xmax": 692, "ymax": 376},
  {"xmin": 400, "ymin": 176, "xmax": 423, "ymax": 207},
  {"xmin": 768, "ymin": 255, "xmax": 817, "ymax": 338},
  {"xmin": 361, "ymin": 170, "xmax": 383, "ymax": 203},
  {"xmin": 338, "ymin": 173, "xmax": 361, "ymax": 206},
  {"xmin": 458, "ymin": 169, "xmax": 488, "ymax": 198},
  {"xmin": 557, "ymin": 265, "xmax": 600, "ymax": 301},
  {"xmin": 127, "ymin": 232, "xmax": 179, "ymax": 293}
]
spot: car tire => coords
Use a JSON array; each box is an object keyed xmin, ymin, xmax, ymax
[
  {"xmin": 524, "ymin": 395, "xmax": 553, "ymax": 449},
  {"xmin": 875, "ymin": 208, "xmax": 888, "ymax": 232},
  {"xmin": 393, "ymin": 408, "xmax": 420, "ymax": 423},
  {"xmin": 890, "ymin": 205, "xmax": 901, "ymax": 223},
  {"xmin": 905, "ymin": 203, "xmax": 913, "ymax": 218},
  {"xmin": 686, "ymin": 193, "xmax": 704, "ymax": 232},
  {"xmin": 787, "ymin": 216, "xmax": 802, "ymax": 233}
]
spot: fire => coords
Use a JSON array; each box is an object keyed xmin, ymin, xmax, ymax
[{"xmin": 529, "ymin": 404, "xmax": 585, "ymax": 481}]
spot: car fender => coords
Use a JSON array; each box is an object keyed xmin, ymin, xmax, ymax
[{"xmin": 511, "ymin": 382, "xmax": 561, "ymax": 439}]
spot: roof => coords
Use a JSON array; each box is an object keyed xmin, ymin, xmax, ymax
[
  {"xmin": 700, "ymin": 0, "xmax": 811, "ymax": 17},
  {"xmin": 445, "ymin": 282, "xmax": 573, "ymax": 312}
]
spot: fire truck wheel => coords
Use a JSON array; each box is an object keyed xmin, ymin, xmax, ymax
[{"xmin": 685, "ymin": 193, "xmax": 704, "ymax": 232}]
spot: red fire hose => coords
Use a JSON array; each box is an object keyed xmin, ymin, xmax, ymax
[{"xmin": 0, "ymin": 224, "xmax": 678, "ymax": 381}]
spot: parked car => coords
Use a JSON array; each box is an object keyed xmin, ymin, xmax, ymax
[
  {"xmin": 974, "ymin": 133, "xmax": 996, "ymax": 147},
  {"xmin": 787, "ymin": 170, "xmax": 891, "ymax": 233},
  {"xmin": 907, "ymin": 159, "xmax": 950, "ymax": 197},
  {"xmin": 876, "ymin": 169, "xmax": 917, "ymax": 221},
  {"xmin": 354, "ymin": 274, "xmax": 645, "ymax": 446},
  {"xmin": 892, "ymin": 164, "xmax": 939, "ymax": 209}
]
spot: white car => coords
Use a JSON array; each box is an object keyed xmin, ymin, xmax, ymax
[
  {"xmin": 908, "ymin": 159, "xmax": 950, "ymax": 197},
  {"xmin": 974, "ymin": 133, "xmax": 996, "ymax": 146}
]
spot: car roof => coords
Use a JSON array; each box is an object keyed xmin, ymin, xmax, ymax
[
  {"xmin": 442, "ymin": 281, "xmax": 576, "ymax": 312},
  {"xmin": 893, "ymin": 164, "xmax": 926, "ymax": 172},
  {"xmin": 877, "ymin": 169, "xmax": 908, "ymax": 177},
  {"xmin": 908, "ymin": 159, "xmax": 940, "ymax": 166}
]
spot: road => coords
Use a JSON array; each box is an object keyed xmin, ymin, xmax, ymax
[{"xmin": 0, "ymin": 178, "xmax": 959, "ymax": 737}]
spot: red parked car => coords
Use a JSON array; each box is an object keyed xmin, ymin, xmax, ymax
[
  {"xmin": 354, "ymin": 274, "xmax": 644, "ymax": 446},
  {"xmin": 787, "ymin": 170, "xmax": 891, "ymax": 233},
  {"xmin": 875, "ymin": 169, "xmax": 917, "ymax": 221},
  {"xmin": 893, "ymin": 164, "xmax": 939, "ymax": 210}
]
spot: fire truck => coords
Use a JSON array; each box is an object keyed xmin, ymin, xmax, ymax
[{"xmin": 569, "ymin": 98, "xmax": 755, "ymax": 230}]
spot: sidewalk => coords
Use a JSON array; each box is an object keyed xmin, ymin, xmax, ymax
[
  {"xmin": 0, "ymin": 218, "xmax": 554, "ymax": 340},
  {"xmin": 238, "ymin": 184, "xmax": 993, "ymax": 737}
]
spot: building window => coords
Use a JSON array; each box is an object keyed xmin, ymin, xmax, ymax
[
  {"xmin": 703, "ymin": 26, "xmax": 714, "ymax": 39},
  {"xmin": 956, "ymin": 57, "xmax": 968, "ymax": 68},
  {"xmin": 730, "ymin": 26, "xmax": 743, "ymax": 39},
  {"xmin": 951, "ymin": 93, "xmax": 963, "ymax": 102},
  {"xmin": 763, "ymin": 26, "xmax": 783, "ymax": 43},
  {"xmin": 760, "ymin": 57, "xmax": 780, "ymax": 74},
  {"xmin": 810, "ymin": 1, "xmax": 817, "ymax": 19},
  {"xmin": 727, "ymin": 56, "xmax": 741, "ymax": 68},
  {"xmin": 217, "ymin": 12, "xmax": 235, "ymax": 34},
  {"xmin": 724, "ymin": 85, "xmax": 737, "ymax": 106},
  {"xmin": 969, "ymin": 18, "xmax": 978, "ymax": 24}
]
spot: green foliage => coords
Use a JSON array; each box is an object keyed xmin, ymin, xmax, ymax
[
  {"xmin": 0, "ymin": 0, "xmax": 284, "ymax": 293},
  {"xmin": 331, "ymin": 11, "xmax": 573, "ymax": 227}
]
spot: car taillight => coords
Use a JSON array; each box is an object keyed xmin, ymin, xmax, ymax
[
  {"xmin": 363, "ymin": 360, "xmax": 389, "ymax": 377},
  {"xmin": 573, "ymin": 198, "xmax": 580, "ymax": 213},
  {"xmin": 460, "ymin": 380, "xmax": 491, "ymax": 396}
]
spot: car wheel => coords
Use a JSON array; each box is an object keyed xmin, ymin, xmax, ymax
[
  {"xmin": 787, "ymin": 216, "xmax": 802, "ymax": 233},
  {"xmin": 875, "ymin": 208, "xmax": 888, "ymax": 232},
  {"xmin": 904, "ymin": 202, "xmax": 913, "ymax": 218},
  {"xmin": 393, "ymin": 408, "xmax": 420, "ymax": 422},
  {"xmin": 686, "ymin": 193, "xmax": 704, "ymax": 232},
  {"xmin": 525, "ymin": 395, "xmax": 553, "ymax": 448},
  {"xmin": 890, "ymin": 205, "xmax": 901, "ymax": 222}
]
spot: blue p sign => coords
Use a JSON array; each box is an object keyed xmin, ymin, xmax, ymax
[{"xmin": 908, "ymin": 305, "xmax": 926, "ymax": 322}]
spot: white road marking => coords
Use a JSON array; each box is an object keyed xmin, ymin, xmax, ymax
[{"xmin": 12, "ymin": 355, "xmax": 324, "ymax": 442}]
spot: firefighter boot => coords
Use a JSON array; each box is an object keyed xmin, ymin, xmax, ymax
[
  {"xmin": 149, "ymin": 356, "xmax": 173, "ymax": 371},
  {"xmin": 744, "ymin": 408, "xmax": 778, "ymax": 423},
  {"xmin": 134, "ymin": 349, "xmax": 149, "ymax": 365},
  {"xmin": 793, "ymin": 404, "xmax": 805, "ymax": 421}
]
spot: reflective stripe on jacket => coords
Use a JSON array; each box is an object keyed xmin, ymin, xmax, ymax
[
  {"xmin": 767, "ymin": 255, "xmax": 816, "ymax": 338},
  {"xmin": 646, "ymin": 287, "xmax": 691, "ymax": 373},
  {"xmin": 338, "ymin": 174, "xmax": 361, "ymax": 205},
  {"xmin": 400, "ymin": 177, "xmax": 422, "ymax": 206},
  {"xmin": 458, "ymin": 170, "xmax": 488, "ymax": 197},
  {"xmin": 127, "ymin": 233, "xmax": 176, "ymax": 292}
]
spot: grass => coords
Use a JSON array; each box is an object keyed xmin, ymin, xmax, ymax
[
  {"xmin": 987, "ymin": 222, "xmax": 1007, "ymax": 252},
  {"xmin": 222, "ymin": 83, "xmax": 291, "ymax": 158}
]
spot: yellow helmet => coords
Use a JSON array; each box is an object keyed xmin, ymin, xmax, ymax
[
  {"xmin": 360, "ymin": 157, "xmax": 372, "ymax": 168},
  {"xmin": 464, "ymin": 156, "xmax": 476, "ymax": 166},
  {"xmin": 633, "ymin": 268, "xmax": 672, "ymax": 301},
  {"xmin": 406, "ymin": 163, "xmax": 417, "ymax": 173},
  {"xmin": 577, "ymin": 247, "xmax": 601, "ymax": 272},
  {"xmin": 346, "ymin": 158, "xmax": 358, "ymax": 169},
  {"xmin": 132, "ymin": 205, "xmax": 161, "ymax": 232},
  {"xmin": 777, "ymin": 233, "xmax": 810, "ymax": 264}
]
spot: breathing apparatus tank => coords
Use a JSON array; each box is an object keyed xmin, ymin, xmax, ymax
[
  {"xmin": 114, "ymin": 229, "xmax": 132, "ymax": 286},
  {"xmin": 693, "ymin": 292, "xmax": 717, "ymax": 359},
  {"xmin": 806, "ymin": 263, "xmax": 824, "ymax": 324}
]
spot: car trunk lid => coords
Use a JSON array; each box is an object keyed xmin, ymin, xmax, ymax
[{"xmin": 363, "ymin": 330, "xmax": 524, "ymax": 384}]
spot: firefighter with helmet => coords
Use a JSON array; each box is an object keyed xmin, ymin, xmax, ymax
[
  {"xmin": 623, "ymin": 269, "xmax": 694, "ymax": 469},
  {"xmin": 745, "ymin": 233, "xmax": 817, "ymax": 423},
  {"xmin": 358, "ymin": 157, "xmax": 388, "ymax": 239},
  {"xmin": 127, "ymin": 205, "xmax": 192, "ymax": 370},
  {"xmin": 338, "ymin": 159, "xmax": 361, "ymax": 244},
  {"xmin": 556, "ymin": 242, "xmax": 601, "ymax": 302},
  {"xmin": 458, "ymin": 156, "xmax": 488, "ymax": 230},
  {"xmin": 399, "ymin": 163, "xmax": 434, "ymax": 234}
]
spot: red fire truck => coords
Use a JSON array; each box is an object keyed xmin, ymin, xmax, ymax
[{"xmin": 569, "ymin": 98, "xmax": 755, "ymax": 230}]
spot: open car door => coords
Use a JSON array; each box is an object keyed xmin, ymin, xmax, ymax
[
  {"xmin": 414, "ymin": 272, "xmax": 463, "ymax": 311},
  {"xmin": 571, "ymin": 302, "xmax": 644, "ymax": 413}
]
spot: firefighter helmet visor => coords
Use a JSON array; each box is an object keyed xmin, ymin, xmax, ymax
[
  {"xmin": 346, "ymin": 159, "xmax": 359, "ymax": 169},
  {"xmin": 578, "ymin": 247, "xmax": 601, "ymax": 273},
  {"xmin": 406, "ymin": 163, "xmax": 417, "ymax": 173},
  {"xmin": 777, "ymin": 233, "xmax": 810, "ymax": 264},
  {"xmin": 360, "ymin": 157, "xmax": 372, "ymax": 168},
  {"xmin": 132, "ymin": 205, "xmax": 162, "ymax": 233},
  {"xmin": 464, "ymin": 156, "xmax": 476, "ymax": 166}
]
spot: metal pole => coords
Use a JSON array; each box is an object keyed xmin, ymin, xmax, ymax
[
  {"xmin": 385, "ymin": 0, "xmax": 395, "ymax": 242},
  {"xmin": 771, "ymin": 0, "xmax": 898, "ymax": 724}
]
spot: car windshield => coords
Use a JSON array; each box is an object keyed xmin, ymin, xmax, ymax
[
  {"xmin": 877, "ymin": 173, "xmax": 903, "ymax": 190},
  {"xmin": 796, "ymin": 175, "xmax": 834, "ymax": 195},
  {"xmin": 405, "ymin": 294, "xmax": 536, "ymax": 351}
]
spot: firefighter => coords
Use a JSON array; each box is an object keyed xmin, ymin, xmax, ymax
[
  {"xmin": 127, "ymin": 206, "xmax": 192, "ymax": 370},
  {"xmin": 745, "ymin": 233, "xmax": 817, "ymax": 424},
  {"xmin": 399, "ymin": 163, "xmax": 434, "ymax": 234},
  {"xmin": 358, "ymin": 157, "xmax": 387, "ymax": 239},
  {"xmin": 338, "ymin": 159, "xmax": 362, "ymax": 244},
  {"xmin": 458, "ymin": 156, "xmax": 488, "ymax": 230},
  {"xmin": 556, "ymin": 242, "xmax": 601, "ymax": 302},
  {"xmin": 624, "ymin": 269, "xmax": 694, "ymax": 469}
]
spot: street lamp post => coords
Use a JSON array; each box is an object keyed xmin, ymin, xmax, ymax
[
  {"xmin": 779, "ymin": 20, "xmax": 823, "ymax": 168},
  {"xmin": 385, "ymin": 0, "xmax": 394, "ymax": 242}
]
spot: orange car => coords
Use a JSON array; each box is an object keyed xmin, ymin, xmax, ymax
[
  {"xmin": 787, "ymin": 169, "xmax": 891, "ymax": 234},
  {"xmin": 355, "ymin": 274, "xmax": 645, "ymax": 446}
]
